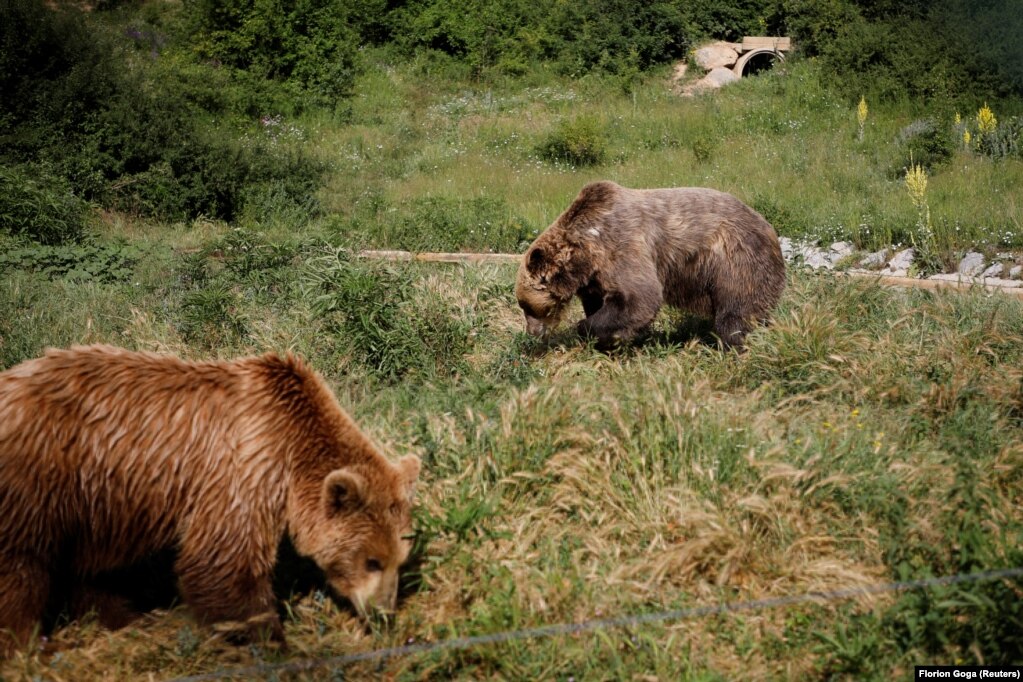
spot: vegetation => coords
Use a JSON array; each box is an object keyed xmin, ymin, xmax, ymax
[{"xmin": 2, "ymin": 0, "xmax": 1023, "ymax": 679}]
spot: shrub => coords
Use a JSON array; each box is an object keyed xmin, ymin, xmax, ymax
[
  {"xmin": 536, "ymin": 116, "xmax": 607, "ymax": 167},
  {"xmin": 178, "ymin": 283, "xmax": 249, "ymax": 349},
  {"xmin": 302, "ymin": 248, "xmax": 475, "ymax": 382},
  {"xmin": 181, "ymin": 0, "xmax": 362, "ymax": 111},
  {"xmin": 0, "ymin": 165, "xmax": 89, "ymax": 245},
  {"xmin": 895, "ymin": 119, "xmax": 955, "ymax": 173}
]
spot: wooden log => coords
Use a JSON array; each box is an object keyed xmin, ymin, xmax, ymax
[{"xmin": 357, "ymin": 249, "xmax": 1023, "ymax": 300}]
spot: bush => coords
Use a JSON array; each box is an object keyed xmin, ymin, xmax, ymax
[
  {"xmin": 536, "ymin": 116, "xmax": 607, "ymax": 167},
  {"xmin": 302, "ymin": 248, "xmax": 475, "ymax": 382},
  {"xmin": 181, "ymin": 0, "xmax": 362, "ymax": 111},
  {"xmin": 895, "ymin": 119, "xmax": 955, "ymax": 173},
  {"xmin": 0, "ymin": 165, "xmax": 89, "ymax": 245},
  {"xmin": 978, "ymin": 116, "xmax": 1023, "ymax": 160}
]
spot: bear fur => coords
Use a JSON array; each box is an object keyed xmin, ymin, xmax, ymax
[
  {"xmin": 516, "ymin": 181, "xmax": 786, "ymax": 349},
  {"xmin": 0, "ymin": 344, "xmax": 421, "ymax": 652}
]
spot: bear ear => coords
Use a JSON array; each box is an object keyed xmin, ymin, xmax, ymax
[
  {"xmin": 397, "ymin": 454, "xmax": 421, "ymax": 499},
  {"xmin": 526, "ymin": 247, "xmax": 547, "ymax": 275},
  {"xmin": 323, "ymin": 468, "xmax": 367, "ymax": 517}
]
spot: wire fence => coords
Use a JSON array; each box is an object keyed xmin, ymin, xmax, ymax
[{"xmin": 169, "ymin": 565, "xmax": 1023, "ymax": 682}]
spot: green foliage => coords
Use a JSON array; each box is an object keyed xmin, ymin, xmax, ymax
[
  {"xmin": 181, "ymin": 0, "xmax": 361, "ymax": 111},
  {"xmin": 895, "ymin": 119, "xmax": 955, "ymax": 173},
  {"xmin": 536, "ymin": 116, "xmax": 607, "ymax": 167},
  {"xmin": 178, "ymin": 282, "xmax": 249, "ymax": 349},
  {"xmin": 0, "ymin": 1, "xmax": 325, "ymax": 225},
  {"xmin": 302, "ymin": 248, "xmax": 476, "ymax": 382},
  {"xmin": 978, "ymin": 115, "xmax": 1023, "ymax": 160},
  {"xmin": 0, "ymin": 241, "xmax": 141, "ymax": 283},
  {"xmin": 389, "ymin": 0, "xmax": 693, "ymax": 78},
  {"xmin": 0, "ymin": 164, "xmax": 89, "ymax": 245}
]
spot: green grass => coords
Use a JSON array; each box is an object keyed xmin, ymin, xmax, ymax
[
  {"xmin": 3, "ymin": 51, "xmax": 1023, "ymax": 681},
  {"xmin": 3, "ymin": 222, "xmax": 1023, "ymax": 679}
]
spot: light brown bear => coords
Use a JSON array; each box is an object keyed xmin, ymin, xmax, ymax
[
  {"xmin": 0, "ymin": 344, "xmax": 421, "ymax": 652},
  {"xmin": 516, "ymin": 181, "xmax": 786, "ymax": 349}
]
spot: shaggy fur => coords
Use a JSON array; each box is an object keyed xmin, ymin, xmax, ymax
[
  {"xmin": 0, "ymin": 345, "xmax": 421, "ymax": 652},
  {"xmin": 516, "ymin": 181, "xmax": 786, "ymax": 349}
]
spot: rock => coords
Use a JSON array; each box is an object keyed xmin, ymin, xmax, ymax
[
  {"xmin": 958, "ymin": 251, "xmax": 986, "ymax": 277},
  {"xmin": 800, "ymin": 245, "xmax": 833, "ymax": 270},
  {"xmin": 693, "ymin": 43, "xmax": 739, "ymax": 70},
  {"xmin": 982, "ymin": 263, "xmax": 1004, "ymax": 278},
  {"xmin": 682, "ymin": 67, "xmax": 740, "ymax": 95},
  {"xmin": 778, "ymin": 236, "xmax": 793, "ymax": 259},
  {"xmin": 888, "ymin": 248, "xmax": 915, "ymax": 271},
  {"xmin": 1010, "ymin": 265, "xmax": 1022, "ymax": 279},
  {"xmin": 704, "ymin": 67, "xmax": 740, "ymax": 87},
  {"xmin": 880, "ymin": 248, "xmax": 915, "ymax": 276},
  {"xmin": 829, "ymin": 241, "xmax": 854, "ymax": 262},
  {"xmin": 859, "ymin": 249, "xmax": 889, "ymax": 268}
]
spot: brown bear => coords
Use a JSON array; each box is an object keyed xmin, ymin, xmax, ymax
[
  {"xmin": 0, "ymin": 344, "xmax": 421, "ymax": 653},
  {"xmin": 516, "ymin": 181, "xmax": 786, "ymax": 349}
]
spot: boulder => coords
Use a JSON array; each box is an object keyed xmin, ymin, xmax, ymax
[
  {"xmin": 859, "ymin": 249, "xmax": 889, "ymax": 269},
  {"xmin": 693, "ymin": 43, "xmax": 740, "ymax": 70},
  {"xmin": 958, "ymin": 251, "xmax": 986, "ymax": 277}
]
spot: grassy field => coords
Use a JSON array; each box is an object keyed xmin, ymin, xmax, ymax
[{"xmin": 2, "ymin": 54, "xmax": 1023, "ymax": 680}]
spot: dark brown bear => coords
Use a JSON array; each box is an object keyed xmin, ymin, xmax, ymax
[
  {"xmin": 0, "ymin": 345, "xmax": 421, "ymax": 653},
  {"xmin": 515, "ymin": 181, "xmax": 785, "ymax": 349}
]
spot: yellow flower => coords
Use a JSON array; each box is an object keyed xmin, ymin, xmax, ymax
[
  {"xmin": 857, "ymin": 96, "xmax": 868, "ymax": 127},
  {"xmin": 964, "ymin": 129, "xmax": 972, "ymax": 147},
  {"xmin": 954, "ymin": 111, "xmax": 961, "ymax": 126},
  {"xmin": 905, "ymin": 163, "xmax": 928, "ymax": 210},
  {"xmin": 977, "ymin": 103, "xmax": 997, "ymax": 136}
]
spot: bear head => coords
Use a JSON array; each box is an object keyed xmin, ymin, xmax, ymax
[
  {"xmin": 293, "ymin": 453, "xmax": 421, "ymax": 618},
  {"xmin": 515, "ymin": 234, "xmax": 588, "ymax": 337}
]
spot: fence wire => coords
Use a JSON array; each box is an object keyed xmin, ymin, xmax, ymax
[{"xmin": 169, "ymin": 565, "xmax": 1023, "ymax": 681}]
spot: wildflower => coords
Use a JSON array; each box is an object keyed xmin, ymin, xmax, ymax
[
  {"xmin": 856, "ymin": 96, "xmax": 868, "ymax": 141},
  {"xmin": 977, "ymin": 103, "xmax": 997, "ymax": 136},
  {"xmin": 905, "ymin": 163, "xmax": 933, "ymax": 248},
  {"xmin": 905, "ymin": 163, "xmax": 928, "ymax": 211},
  {"xmin": 963, "ymin": 129, "xmax": 972, "ymax": 147},
  {"xmin": 954, "ymin": 111, "xmax": 961, "ymax": 126}
]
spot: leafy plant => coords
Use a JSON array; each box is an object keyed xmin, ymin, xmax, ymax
[
  {"xmin": 0, "ymin": 241, "xmax": 141, "ymax": 283},
  {"xmin": 0, "ymin": 164, "xmax": 89, "ymax": 245},
  {"xmin": 302, "ymin": 247, "xmax": 476, "ymax": 382},
  {"xmin": 536, "ymin": 116, "xmax": 607, "ymax": 167}
]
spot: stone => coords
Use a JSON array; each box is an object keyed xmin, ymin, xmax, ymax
[
  {"xmin": 703, "ymin": 67, "xmax": 740, "ymax": 88},
  {"xmin": 859, "ymin": 249, "xmax": 889, "ymax": 268},
  {"xmin": 682, "ymin": 67, "xmax": 740, "ymax": 95},
  {"xmin": 982, "ymin": 263, "xmax": 1004, "ymax": 278},
  {"xmin": 880, "ymin": 248, "xmax": 915, "ymax": 276},
  {"xmin": 693, "ymin": 43, "xmax": 740, "ymax": 70},
  {"xmin": 829, "ymin": 241, "xmax": 854, "ymax": 261},
  {"xmin": 1010, "ymin": 265, "xmax": 1022, "ymax": 279},
  {"xmin": 778, "ymin": 236, "xmax": 793, "ymax": 259},
  {"xmin": 958, "ymin": 251, "xmax": 986, "ymax": 277},
  {"xmin": 800, "ymin": 245, "xmax": 833, "ymax": 270}
]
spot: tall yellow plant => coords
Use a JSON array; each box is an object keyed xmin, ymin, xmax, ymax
[
  {"xmin": 857, "ymin": 96, "xmax": 868, "ymax": 141},
  {"xmin": 977, "ymin": 103, "xmax": 997, "ymax": 137},
  {"xmin": 905, "ymin": 162, "xmax": 933, "ymax": 248}
]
